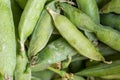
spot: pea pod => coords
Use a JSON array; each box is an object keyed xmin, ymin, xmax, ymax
[
  {"xmin": 100, "ymin": 0, "xmax": 120, "ymax": 14},
  {"xmin": 58, "ymin": 2, "xmax": 120, "ymax": 51},
  {"xmin": 31, "ymin": 38, "xmax": 77, "ymax": 71},
  {"xmin": 15, "ymin": 50, "xmax": 31, "ymax": 80},
  {"xmin": 100, "ymin": 13, "xmax": 120, "ymax": 31},
  {"xmin": 76, "ymin": 60, "xmax": 120, "ymax": 77},
  {"xmin": 16, "ymin": 0, "xmax": 27, "ymax": 9},
  {"xmin": 47, "ymin": 9, "xmax": 105, "ymax": 61},
  {"xmin": 0, "ymin": 0, "xmax": 16, "ymax": 79},
  {"xmin": 76, "ymin": 0, "xmax": 100, "ymax": 23},
  {"xmin": 101, "ymin": 74, "xmax": 120, "ymax": 79},
  {"xmin": 69, "ymin": 75, "xmax": 85, "ymax": 80},
  {"xmin": 18, "ymin": 0, "xmax": 48, "ymax": 48},
  {"xmin": 76, "ymin": 0, "xmax": 99, "ymax": 44},
  {"xmin": 28, "ymin": 9, "xmax": 53, "ymax": 58}
]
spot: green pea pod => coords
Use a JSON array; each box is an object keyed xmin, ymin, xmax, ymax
[
  {"xmin": 101, "ymin": 74, "xmax": 120, "ymax": 79},
  {"xmin": 15, "ymin": 50, "xmax": 31, "ymax": 80},
  {"xmin": 18, "ymin": 0, "xmax": 48, "ymax": 47},
  {"xmin": 31, "ymin": 38, "xmax": 77, "ymax": 71},
  {"xmin": 76, "ymin": 60, "xmax": 120, "ymax": 77},
  {"xmin": 100, "ymin": 0, "xmax": 120, "ymax": 14},
  {"xmin": 32, "ymin": 70, "xmax": 54, "ymax": 80},
  {"xmin": 48, "ymin": 9, "xmax": 105, "ymax": 61},
  {"xmin": 28, "ymin": 9, "xmax": 53, "ymax": 58},
  {"xmin": 16, "ymin": 0, "xmax": 28, "ymax": 9},
  {"xmin": 0, "ymin": 0, "xmax": 16, "ymax": 79},
  {"xmin": 100, "ymin": 13, "xmax": 120, "ymax": 31},
  {"xmin": 58, "ymin": 2, "xmax": 120, "ymax": 51},
  {"xmin": 77, "ymin": 0, "xmax": 100, "ymax": 23},
  {"xmin": 76, "ymin": 0, "xmax": 99, "ymax": 44}
]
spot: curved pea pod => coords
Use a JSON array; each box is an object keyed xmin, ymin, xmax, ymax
[
  {"xmin": 100, "ymin": 0, "xmax": 120, "ymax": 14},
  {"xmin": 0, "ymin": 0, "xmax": 16, "ymax": 79},
  {"xmin": 15, "ymin": 50, "xmax": 31, "ymax": 80},
  {"xmin": 76, "ymin": 0, "xmax": 100, "ymax": 23},
  {"xmin": 16, "ymin": 0, "xmax": 27, "ymax": 9},
  {"xmin": 31, "ymin": 38, "xmax": 77, "ymax": 71},
  {"xmin": 100, "ymin": 13, "xmax": 120, "ymax": 31},
  {"xmin": 47, "ymin": 9, "xmax": 105, "ymax": 61},
  {"xmin": 18, "ymin": 0, "xmax": 48, "ymax": 47},
  {"xmin": 76, "ymin": 60, "xmax": 120, "ymax": 77},
  {"xmin": 76, "ymin": 0, "xmax": 99, "ymax": 44},
  {"xmin": 58, "ymin": 2, "xmax": 120, "ymax": 51},
  {"xmin": 28, "ymin": 9, "xmax": 53, "ymax": 58}
]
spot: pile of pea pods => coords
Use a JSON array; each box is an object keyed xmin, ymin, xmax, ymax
[{"xmin": 0, "ymin": 0, "xmax": 120, "ymax": 80}]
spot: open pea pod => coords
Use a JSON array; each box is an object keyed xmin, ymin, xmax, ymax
[
  {"xmin": 0, "ymin": 0, "xmax": 16, "ymax": 79},
  {"xmin": 100, "ymin": 0, "xmax": 120, "ymax": 14},
  {"xmin": 76, "ymin": 60, "xmax": 120, "ymax": 77},
  {"xmin": 58, "ymin": 2, "xmax": 120, "ymax": 51},
  {"xmin": 31, "ymin": 38, "xmax": 77, "ymax": 72},
  {"xmin": 100, "ymin": 13, "xmax": 120, "ymax": 31}
]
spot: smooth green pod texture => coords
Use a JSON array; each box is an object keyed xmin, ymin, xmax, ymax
[
  {"xmin": 16, "ymin": 0, "xmax": 27, "ymax": 9},
  {"xmin": 0, "ymin": 0, "xmax": 16, "ymax": 79},
  {"xmin": 32, "ymin": 70, "xmax": 54, "ymax": 80},
  {"xmin": 58, "ymin": 3, "xmax": 120, "ymax": 51},
  {"xmin": 28, "ymin": 9, "xmax": 53, "ymax": 58},
  {"xmin": 100, "ymin": 0, "xmax": 120, "ymax": 14},
  {"xmin": 18, "ymin": 0, "xmax": 47, "ymax": 46},
  {"xmin": 31, "ymin": 38, "xmax": 77, "ymax": 71},
  {"xmin": 101, "ymin": 74, "xmax": 120, "ymax": 79},
  {"xmin": 15, "ymin": 50, "xmax": 31, "ymax": 80},
  {"xmin": 100, "ymin": 13, "xmax": 120, "ymax": 31},
  {"xmin": 76, "ymin": 60, "xmax": 120, "ymax": 77},
  {"xmin": 76, "ymin": 0, "xmax": 99, "ymax": 43},
  {"xmin": 69, "ymin": 75, "xmax": 85, "ymax": 80},
  {"xmin": 76, "ymin": 0, "xmax": 100, "ymax": 23},
  {"xmin": 48, "ymin": 9, "xmax": 105, "ymax": 61}
]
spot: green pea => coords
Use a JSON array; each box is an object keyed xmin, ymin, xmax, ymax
[
  {"xmin": 58, "ymin": 2, "xmax": 120, "ymax": 51},
  {"xmin": 100, "ymin": 0, "xmax": 120, "ymax": 14},
  {"xmin": 18, "ymin": 0, "xmax": 48, "ymax": 49},
  {"xmin": 100, "ymin": 13, "xmax": 120, "ymax": 31},
  {"xmin": 31, "ymin": 38, "xmax": 77, "ymax": 72},
  {"xmin": 76, "ymin": 60, "xmax": 120, "ymax": 77},
  {"xmin": 47, "ymin": 8, "xmax": 105, "ymax": 61},
  {"xmin": 0, "ymin": 0, "xmax": 16, "ymax": 79},
  {"xmin": 16, "ymin": 0, "xmax": 28, "ymax": 9}
]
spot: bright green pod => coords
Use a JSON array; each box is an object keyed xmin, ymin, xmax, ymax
[
  {"xmin": 100, "ymin": 0, "xmax": 120, "ymax": 14},
  {"xmin": 76, "ymin": 0, "xmax": 99, "ymax": 44},
  {"xmin": 31, "ymin": 38, "xmax": 77, "ymax": 71},
  {"xmin": 101, "ymin": 74, "xmax": 120, "ymax": 79},
  {"xmin": 100, "ymin": 13, "xmax": 120, "ymax": 31},
  {"xmin": 16, "ymin": 0, "xmax": 28, "ymax": 9},
  {"xmin": 28, "ymin": 9, "xmax": 53, "ymax": 58},
  {"xmin": 69, "ymin": 75, "xmax": 85, "ymax": 80},
  {"xmin": 58, "ymin": 2, "xmax": 120, "ymax": 51},
  {"xmin": 0, "ymin": 0, "xmax": 16, "ymax": 79},
  {"xmin": 76, "ymin": 60, "xmax": 120, "ymax": 77},
  {"xmin": 48, "ymin": 9, "xmax": 105, "ymax": 61},
  {"xmin": 18, "ymin": 0, "xmax": 47, "ymax": 48},
  {"xmin": 76, "ymin": 0, "xmax": 100, "ymax": 23}
]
